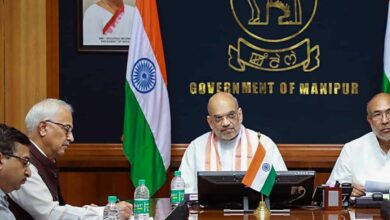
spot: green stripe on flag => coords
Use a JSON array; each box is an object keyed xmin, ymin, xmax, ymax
[
  {"xmin": 260, "ymin": 167, "xmax": 276, "ymax": 197},
  {"xmin": 382, "ymin": 72, "xmax": 390, "ymax": 93},
  {"xmin": 123, "ymin": 82, "xmax": 166, "ymax": 196}
]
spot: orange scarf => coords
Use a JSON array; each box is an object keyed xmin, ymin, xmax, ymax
[{"xmin": 205, "ymin": 127, "xmax": 254, "ymax": 171}]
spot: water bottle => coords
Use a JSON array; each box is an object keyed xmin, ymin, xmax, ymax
[
  {"xmin": 170, "ymin": 170, "xmax": 185, "ymax": 209},
  {"xmin": 103, "ymin": 195, "xmax": 119, "ymax": 220},
  {"xmin": 134, "ymin": 179, "xmax": 150, "ymax": 220}
]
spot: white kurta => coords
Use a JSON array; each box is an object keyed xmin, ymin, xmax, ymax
[
  {"xmin": 9, "ymin": 144, "xmax": 104, "ymax": 220},
  {"xmin": 179, "ymin": 126, "xmax": 287, "ymax": 193},
  {"xmin": 83, "ymin": 4, "xmax": 134, "ymax": 45},
  {"xmin": 0, "ymin": 189, "xmax": 15, "ymax": 220},
  {"xmin": 327, "ymin": 132, "xmax": 390, "ymax": 186}
]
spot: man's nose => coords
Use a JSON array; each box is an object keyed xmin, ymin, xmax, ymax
[
  {"xmin": 67, "ymin": 131, "xmax": 75, "ymax": 143},
  {"xmin": 221, "ymin": 116, "xmax": 231, "ymax": 126}
]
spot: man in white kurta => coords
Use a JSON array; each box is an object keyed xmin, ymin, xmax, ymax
[
  {"xmin": 327, "ymin": 93, "xmax": 390, "ymax": 197},
  {"xmin": 327, "ymin": 132, "xmax": 390, "ymax": 187},
  {"xmin": 179, "ymin": 92, "xmax": 287, "ymax": 193}
]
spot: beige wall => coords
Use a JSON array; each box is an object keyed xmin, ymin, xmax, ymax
[{"xmin": 0, "ymin": 0, "xmax": 58, "ymax": 132}]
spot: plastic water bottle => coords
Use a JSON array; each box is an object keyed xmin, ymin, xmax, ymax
[
  {"xmin": 103, "ymin": 195, "xmax": 119, "ymax": 220},
  {"xmin": 170, "ymin": 170, "xmax": 185, "ymax": 209},
  {"xmin": 134, "ymin": 179, "xmax": 150, "ymax": 220}
]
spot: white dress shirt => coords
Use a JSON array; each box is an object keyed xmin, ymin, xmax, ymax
[{"xmin": 0, "ymin": 189, "xmax": 15, "ymax": 220}]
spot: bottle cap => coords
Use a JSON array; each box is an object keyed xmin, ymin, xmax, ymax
[
  {"xmin": 138, "ymin": 179, "xmax": 145, "ymax": 186},
  {"xmin": 174, "ymin": 171, "xmax": 181, "ymax": 177},
  {"xmin": 108, "ymin": 195, "xmax": 117, "ymax": 203}
]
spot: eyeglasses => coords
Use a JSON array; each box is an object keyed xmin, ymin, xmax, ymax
[
  {"xmin": 44, "ymin": 120, "xmax": 73, "ymax": 135},
  {"xmin": 211, "ymin": 110, "xmax": 239, "ymax": 123},
  {"xmin": 369, "ymin": 109, "xmax": 390, "ymax": 122},
  {"xmin": 4, "ymin": 154, "xmax": 31, "ymax": 168}
]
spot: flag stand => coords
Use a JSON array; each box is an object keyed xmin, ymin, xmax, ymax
[{"xmin": 254, "ymin": 194, "xmax": 270, "ymax": 219}]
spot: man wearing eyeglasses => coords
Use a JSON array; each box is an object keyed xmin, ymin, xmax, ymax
[
  {"xmin": 179, "ymin": 92, "xmax": 287, "ymax": 193},
  {"xmin": 327, "ymin": 93, "xmax": 390, "ymax": 197},
  {"xmin": 0, "ymin": 124, "xmax": 31, "ymax": 220},
  {"xmin": 9, "ymin": 99, "xmax": 133, "ymax": 220}
]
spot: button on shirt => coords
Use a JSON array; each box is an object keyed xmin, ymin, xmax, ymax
[
  {"xmin": 327, "ymin": 132, "xmax": 390, "ymax": 186},
  {"xmin": 0, "ymin": 189, "xmax": 16, "ymax": 220}
]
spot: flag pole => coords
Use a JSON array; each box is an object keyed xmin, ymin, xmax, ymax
[
  {"xmin": 254, "ymin": 191, "xmax": 271, "ymax": 219},
  {"xmin": 254, "ymin": 133, "xmax": 271, "ymax": 219}
]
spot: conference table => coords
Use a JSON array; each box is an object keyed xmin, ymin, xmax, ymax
[
  {"xmin": 151, "ymin": 198, "xmax": 383, "ymax": 219},
  {"xmin": 189, "ymin": 208, "xmax": 381, "ymax": 220}
]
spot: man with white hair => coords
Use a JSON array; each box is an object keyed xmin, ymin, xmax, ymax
[{"xmin": 9, "ymin": 99, "xmax": 133, "ymax": 220}]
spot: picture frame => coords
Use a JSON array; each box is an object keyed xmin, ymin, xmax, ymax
[{"xmin": 77, "ymin": 0, "xmax": 136, "ymax": 52}]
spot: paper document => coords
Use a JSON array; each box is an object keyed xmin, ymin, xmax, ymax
[{"xmin": 365, "ymin": 180, "xmax": 390, "ymax": 193}]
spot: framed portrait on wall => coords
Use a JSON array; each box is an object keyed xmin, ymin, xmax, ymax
[{"xmin": 77, "ymin": 0, "xmax": 136, "ymax": 52}]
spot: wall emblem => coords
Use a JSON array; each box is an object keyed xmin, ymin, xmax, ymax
[{"xmin": 229, "ymin": 0, "xmax": 320, "ymax": 72}]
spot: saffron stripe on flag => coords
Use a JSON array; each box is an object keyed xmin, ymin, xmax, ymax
[
  {"xmin": 136, "ymin": 0, "xmax": 167, "ymax": 83},
  {"xmin": 242, "ymin": 144, "xmax": 266, "ymax": 186}
]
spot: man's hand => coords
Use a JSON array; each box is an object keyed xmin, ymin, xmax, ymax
[
  {"xmin": 117, "ymin": 201, "xmax": 133, "ymax": 220},
  {"xmin": 351, "ymin": 183, "xmax": 366, "ymax": 197}
]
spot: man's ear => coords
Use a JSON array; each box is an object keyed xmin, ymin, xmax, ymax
[
  {"xmin": 0, "ymin": 153, "xmax": 5, "ymax": 170},
  {"xmin": 207, "ymin": 115, "xmax": 213, "ymax": 130},
  {"xmin": 238, "ymin": 107, "xmax": 243, "ymax": 123},
  {"xmin": 38, "ymin": 121, "xmax": 47, "ymax": 137},
  {"xmin": 367, "ymin": 115, "xmax": 372, "ymax": 125}
]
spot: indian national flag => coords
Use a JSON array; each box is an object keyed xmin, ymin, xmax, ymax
[
  {"xmin": 242, "ymin": 139, "xmax": 276, "ymax": 196},
  {"xmin": 383, "ymin": 3, "xmax": 390, "ymax": 92},
  {"xmin": 123, "ymin": 0, "xmax": 171, "ymax": 196}
]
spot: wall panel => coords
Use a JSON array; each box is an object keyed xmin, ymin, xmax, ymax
[
  {"xmin": 3, "ymin": 0, "xmax": 49, "ymax": 131},
  {"xmin": 46, "ymin": 0, "xmax": 59, "ymax": 98}
]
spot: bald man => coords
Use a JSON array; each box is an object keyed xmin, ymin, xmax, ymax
[
  {"xmin": 179, "ymin": 92, "xmax": 287, "ymax": 193},
  {"xmin": 327, "ymin": 93, "xmax": 390, "ymax": 197}
]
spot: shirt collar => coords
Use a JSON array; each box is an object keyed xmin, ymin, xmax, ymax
[
  {"xmin": 0, "ymin": 188, "xmax": 6, "ymax": 198},
  {"xmin": 30, "ymin": 140, "xmax": 49, "ymax": 158},
  {"xmin": 371, "ymin": 132, "xmax": 390, "ymax": 156},
  {"xmin": 0, "ymin": 188, "xmax": 8, "ymax": 207}
]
